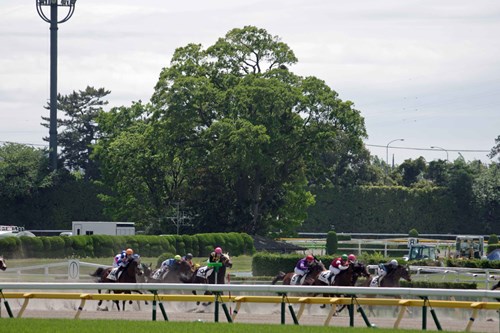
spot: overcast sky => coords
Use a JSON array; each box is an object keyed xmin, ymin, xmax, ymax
[{"xmin": 1, "ymin": 1, "xmax": 499, "ymax": 164}]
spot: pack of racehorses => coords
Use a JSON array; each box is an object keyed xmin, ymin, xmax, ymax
[{"xmin": 89, "ymin": 253, "xmax": 233, "ymax": 310}]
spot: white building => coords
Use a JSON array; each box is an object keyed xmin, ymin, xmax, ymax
[{"xmin": 72, "ymin": 221, "xmax": 135, "ymax": 236}]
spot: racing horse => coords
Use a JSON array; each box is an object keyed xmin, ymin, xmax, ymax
[
  {"xmin": 314, "ymin": 262, "xmax": 371, "ymax": 310},
  {"xmin": 149, "ymin": 260, "xmax": 193, "ymax": 283},
  {"xmin": 180, "ymin": 253, "xmax": 233, "ymax": 306},
  {"xmin": 89, "ymin": 257, "xmax": 143, "ymax": 311},
  {"xmin": 0, "ymin": 256, "xmax": 6, "ymax": 271},
  {"xmin": 271, "ymin": 258, "xmax": 326, "ymax": 286},
  {"xmin": 363, "ymin": 264, "xmax": 412, "ymax": 316}
]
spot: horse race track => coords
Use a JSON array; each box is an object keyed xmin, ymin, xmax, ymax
[{"xmin": 1, "ymin": 297, "xmax": 498, "ymax": 332}]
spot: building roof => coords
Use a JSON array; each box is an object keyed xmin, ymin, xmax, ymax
[{"xmin": 252, "ymin": 235, "xmax": 306, "ymax": 253}]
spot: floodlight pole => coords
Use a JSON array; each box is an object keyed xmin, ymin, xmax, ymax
[{"xmin": 36, "ymin": 0, "xmax": 77, "ymax": 170}]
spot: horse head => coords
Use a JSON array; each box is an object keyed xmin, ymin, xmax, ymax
[
  {"xmin": 0, "ymin": 257, "xmax": 6, "ymax": 271},
  {"xmin": 354, "ymin": 262, "xmax": 370, "ymax": 278},
  {"xmin": 397, "ymin": 265, "xmax": 412, "ymax": 282},
  {"xmin": 221, "ymin": 253, "xmax": 233, "ymax": 268},
  {"xmin": 311, "ymin": 258, "xmax": 326, "ymax": 272}
]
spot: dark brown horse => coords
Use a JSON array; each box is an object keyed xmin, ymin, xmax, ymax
[
  {"xmin": 90, "ymin": 257, "xmax": 143, "ymax": 311},
  {"xmin": 314, "ymin": 262, "xmax": 370, "ymax": 287},
  {"xmin": 0, "ymin": 256, "xmax": 6, "ymax": 271},
  {"xmin": 363, "ymin": 264, "xmax": 412, "ymax": 316},
  {"xmin": 180, "ymin": 253, "xmax": 233, "ymax": 306},
  {"xmin": 272, "ymin": 258, "xmax": 326, "ymax": 286},
  {"xmin": 314, "ymin": 262, "xmax": 371, "ymax": 310},
  {"xmin": 149, "ymin": 260, "xmax": 193, "ymax": 283},
  {"xmin": 364, "ymin": 264, "xmax": 411, "ymax": 288}
]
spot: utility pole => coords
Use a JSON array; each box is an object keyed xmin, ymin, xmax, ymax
[{"xmin": 167, "ymin": 202, "xmax": 193, "ymax": 235}]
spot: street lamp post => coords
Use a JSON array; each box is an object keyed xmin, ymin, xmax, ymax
[
  {"xmin": 386, "ymin": 138, "xmax": 405, "ymax": 167},
  {"xmin": 36, "ymin": 0, "xmax": 77, "ymax": 170},
  {"xmin": 431, "ymin": 146, "xmax": 449, "ymax": 161}
]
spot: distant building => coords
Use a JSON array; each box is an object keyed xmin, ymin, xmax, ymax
[{"xmin": 72, "ymin": 221, "xmax": 135, "ymax": 236}]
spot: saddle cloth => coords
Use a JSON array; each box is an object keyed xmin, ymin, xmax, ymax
[
  {"xmin": 196, "ymin": 266, "xmax": 214, "ymax": 279},
  {"xmin": 290, "ymin": 273, "xmax": 307, "ymax": 285},
  {"xmin": 318, "ymin": 270, "xmax": 333, "ymax": 285},
  {"xmin": 370, "ymin": 276, "xmax": 380, "ymax": 287}
]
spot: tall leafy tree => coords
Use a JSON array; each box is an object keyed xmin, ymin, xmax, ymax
[
  {"xmin": 152, "ymin": 26, "xmax": 367, "ymax": 234},
  {"xmin": 42, "ymin": 86, "xmax": 110, "ymax": 180},
  {"xmin": 96, "ymin": 26, "xmax": 367, "ymax": 234}
]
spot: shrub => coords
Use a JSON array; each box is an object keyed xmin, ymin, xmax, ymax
[
  {"xmin": 326, "ymin": 231, "xmax": 337, "ymax": 255},
  {"xmin": 488, "ymin": 234, "xmax": 499, "ymax": 245},
  {"xmin": 409, "ymin": 229, "xmax": 419, "ymax": 237}
]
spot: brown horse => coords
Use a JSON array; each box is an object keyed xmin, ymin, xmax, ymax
[
  {"xmin": 272, "ymin": 258, "xmax": 326, "ymax": 286},
  {"xmin": 364, "ymin": 264, "xmax": 411, "ymax": 288},
  {"xmin": 314, "ymin": 262, "xmax": 371, "ymax": 310},
  {"xmin": 180, "ymin": 253, "xmax": 233, "ymax": 306},
  {"xmin": 0, "ymin": 256, "xmax": 6, "ymax": 271},
  {"xmin": 90, "ymin": 257, "xmax": 143, "ymax": 311},
  {"xmin": 363, "ymin": 264, "xmax": 412, "ymax": 316},
  {"xmin": 149, "ymin": 260, "xmax": 193, "ymax": 283}
]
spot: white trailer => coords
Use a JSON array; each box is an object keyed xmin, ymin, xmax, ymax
[{"xmin": 72, "ymin": 221, "xmax": 135, "ymax": 236}]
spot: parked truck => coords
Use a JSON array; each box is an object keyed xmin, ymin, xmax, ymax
[{"xmin": 454, "ymin": 235, "xmax": 484, "ymax": 259}]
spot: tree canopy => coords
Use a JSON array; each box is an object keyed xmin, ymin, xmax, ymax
[{"xmin": 94, "ymin": 26, "xmax": 367, "ymax": 234}]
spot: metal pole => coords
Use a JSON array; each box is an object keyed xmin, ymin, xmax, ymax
[{"xmin": 49, "ymin": 3, "xmax": 58, "ymax": 170}]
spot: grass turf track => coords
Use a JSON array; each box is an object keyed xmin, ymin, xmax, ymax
[{"xmin": 0, "ymin": 318, "xmax": 454, "ymax": 333}]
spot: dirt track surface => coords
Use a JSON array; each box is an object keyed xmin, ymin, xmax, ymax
[{"xmin": 2, "ymin": 299, "xmax": 499, "ymax": 332}]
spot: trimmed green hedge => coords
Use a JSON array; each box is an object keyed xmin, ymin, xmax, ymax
[{"xmin": 0, "ymin": 232, "xmax": 255, "ymax": 259}]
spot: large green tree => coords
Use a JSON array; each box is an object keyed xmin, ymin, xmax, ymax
[
  {"xmin": 0, "ymin": 143, "xmax": 53, "ymax": 198},
  {"xmin": 42, "ymin": 86, "xmax": 110, "ymax": 180},
  {"xmin": 95, "ymin": 26, "xmax": 367, "ymax": 234}
]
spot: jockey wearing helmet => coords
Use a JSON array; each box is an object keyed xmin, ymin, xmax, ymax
[
  {"xmin": 378, "ymin": 259, "xmax": 398, "ymax": 284},
  {"xmin": 348, "ymin": 254, "xmax": 357, "ymax": 263},
  {"xmin": 182, "ymin": 253, "xmax": 195, "ymax": 271},
  {"xmin": 294, "ymin": 254, "xmax": 315, "ymax": 277},
  {"xmin": 108, "ymin": 248, "xmax": 134, "ymax": 281},
  {"xmin": 329, "ymin": 254, "xmax": 350, "ymax": 277},
  {"xmin": 209, "ymin": 247, "xmax": 223, "ymax": 263},
  {"xmin": 160, "ymin": 255, "xmax": 182, "ymax": 273}
]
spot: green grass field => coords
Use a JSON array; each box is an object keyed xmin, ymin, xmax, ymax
[{"xmin": 0, "ymin": 318, "xmax": 449, "ymax": 333}]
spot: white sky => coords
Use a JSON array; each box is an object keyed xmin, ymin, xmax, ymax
[{"xmin": 1, "ymin": 1, "xmax": 499, "ymax": 164}]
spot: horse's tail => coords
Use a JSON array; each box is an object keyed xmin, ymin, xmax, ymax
[
  {"xmin": 271, "ymin": 271, "xmax": 286, "ymax": 285},
  {"xmin": 90, "ymin": 267, "xmax": 105, "ymax": 277}
]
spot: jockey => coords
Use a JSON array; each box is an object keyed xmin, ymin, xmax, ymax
[
  {"xmin": 378, "ymin": 259, "xmax": 398, "ymax": 283},
  {"xmin": 329, "ymin": 254, "xmax": 350, "ymax": 278},
  {"xmin": 348, "ymin": 254, "xmax": 357, "ymax": 263},
  {"xmin": 182, "ymin": 253, "xmax": 195, "ymax": 271},
  {"xmin": 205, "ymin": 247, "xmax": 223, "ymax": 276},
  {"xmin": 160, "ymin": 255, "xmax": 182, "ymax": 274},
  {"xmin": 208, "ymin": 247, "xmax": 223, "ymax": 263},
  {"xmin": 294, "ymin": 254, "xmax": 314, "ymax": 277},
  {"xmin": 108, "ymin": 248, "xmax": 134, "ymax": 281}
]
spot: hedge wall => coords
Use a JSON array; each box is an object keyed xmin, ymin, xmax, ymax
[{"xmin": 0, "ymin": 232, "xmax": 255, "ymax": 259}]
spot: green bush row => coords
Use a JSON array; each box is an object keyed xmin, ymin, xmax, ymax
[{"xmin": 0, "ymin": 232, "xmax": 255, "ymax": 259}]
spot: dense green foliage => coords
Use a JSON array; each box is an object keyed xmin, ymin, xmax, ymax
[
  {"xmin": 302, "ymin": 185, "xmax": 487, "ymax": 234},
  {"xmin": 0, "ymin": 233, "xmax": 254, "ymax": 259},
  {"xmin": 93, "ymin": 26, "xmax": 367, "ymax": 235},
  {"xmin": 0, "ymin": 26, "xmax": 498, "ymax": 237},
  {"xmin": 325, "ymin": 231, "xmax": 338, "ymax": 255}
]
